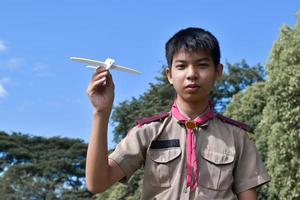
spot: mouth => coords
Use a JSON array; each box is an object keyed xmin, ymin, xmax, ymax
[
  {"xmin": 185, "ymin": 84, "xmax": 200, "ymax": 92},
  {"xmin": 185, "ymin": 84, "xmax": 200, "ymax": 89}
]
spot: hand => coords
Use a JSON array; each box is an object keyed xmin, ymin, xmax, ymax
[{"xmin": 87, "ymin": 67, "xmax": 115, "ymax": 113}]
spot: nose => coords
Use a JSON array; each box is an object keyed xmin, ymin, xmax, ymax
[{"xmin": 186, "ymin": 65, "xmax": 198, "ymax": 80}]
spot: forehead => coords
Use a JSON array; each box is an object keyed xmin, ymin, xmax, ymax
[{"xmin": 172, "ymin": 49, "xmax": 212, "ymax": 63}]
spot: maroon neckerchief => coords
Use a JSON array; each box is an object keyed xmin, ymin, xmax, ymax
[{"xmin": 171, "ymin": 102, "xmax": 214, "ymax": 190}]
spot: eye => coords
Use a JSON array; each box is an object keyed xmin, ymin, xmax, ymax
[
  {"xmin": 197, "ymin": 63, "xmax": 209, "ymax": 68},
  {"xmin": 175, "ymin": 64, "xmax": 186, "ymax": 70}
]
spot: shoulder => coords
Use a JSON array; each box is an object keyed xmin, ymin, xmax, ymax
[
  {"xmin": 116, "ymin": 112, "xmax": 171, "ymax": 151},
  {"xmin": 136, "ymin": 112, "xmax": 170, "ymax": 127},
  {"xmin": 215, "ymin": 113, "xmax": 252, "ymax": 133}
]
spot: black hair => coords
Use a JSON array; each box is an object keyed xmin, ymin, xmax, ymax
[{"xmin": 165, "ymin": 27, "xmax": 221, "ymax": 66}]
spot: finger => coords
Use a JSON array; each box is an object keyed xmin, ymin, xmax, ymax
[
  {"xmin": 91, "ymin": 67, "xmax": 107, "ymax": 80},
  {"xmin": 104, "ymin": 70, "xmax": 115, "ymax": 87},
  {"xmin": 87, "ymin": 77, "xmax": 107, "ymax": 94},
  {"xmin": 93, "ymin": 71, "xmax": 109, "ymax": 82},
  {"xmin": 94, "ymin": 77, "xmax": 107, "ymax": 87}
]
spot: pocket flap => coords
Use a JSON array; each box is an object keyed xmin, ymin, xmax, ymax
[
  {"xmin": 201, "ymin": 149, "xmax": 235, "ymax": 164},
  {"xmin": 149, "ymin": 148, "xmax": 181, "ymax": 163}
]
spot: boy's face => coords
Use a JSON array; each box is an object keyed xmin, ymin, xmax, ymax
[{"xmin": 166, "ymin": 49, "xmax": 223, "ymax": 104}]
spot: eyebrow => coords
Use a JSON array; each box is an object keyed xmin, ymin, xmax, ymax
[{"xmin": 174, "ymin": 58, "xmax": 210, "ymax": 63}]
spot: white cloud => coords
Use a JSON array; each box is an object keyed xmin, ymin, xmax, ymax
[
  {"xmin": 0, "ymin": 58, "xmax": 24, "ymax": 70},
  {"xmin": 0, "ymin": 40, "xmax": 7, "ymax": 52},
  {"xmin": 0, "ymin": 40, "xmax": 24, "ymax": 70},
  {"xmin": 0, "ymin": 78, "xmax": 10, "ymax": 98},
  {"xmin": 0, "ymin": 83, "xmax": 8, "ymax": 98},
  {"xmin": 0, "ymin": 77, "xmax": 10, "ymax": 84},
  {"xmin": 8, "ymin": 58, "xmax": 24, "ymax": 69}
]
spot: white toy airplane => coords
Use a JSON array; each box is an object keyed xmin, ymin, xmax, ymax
[{"xmin": 70, "ymin": 57, "xmax": 141, "ymax": 75}]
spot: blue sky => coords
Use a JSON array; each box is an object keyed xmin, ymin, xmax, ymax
[{"xmin": 0, "ymin": 1, "xmax": 299, "ymax": 148}]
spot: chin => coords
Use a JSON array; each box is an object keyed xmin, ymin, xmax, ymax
[{"xmin": 181, "ymin": 94, "xmax": 208, "ymax": 104}]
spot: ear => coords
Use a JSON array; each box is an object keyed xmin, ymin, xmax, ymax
[
  {"xmin": 215, "ymin": 64, "xmax": 223, "ymax": 81},
  {"xmin": 165, "ymin": 67, "xmax": 173, "ymax": 84}
]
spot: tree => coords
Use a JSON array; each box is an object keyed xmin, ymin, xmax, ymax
[
  {"xmin": 260, "ymin": 15, "xmax": 300, "ymax": 199},
  {"xmin": 213, "ymin": 60, "xmax": 265, "ymax": 112},
  {"xmin": 224, "ymin": 82, "xmax": 266, "ymax": 132},
  {"xmin": 95, "ymin": 169, "xmax": 143, "ymax": 200},
  {"xmin": 225, "ymin": 14, "xmax": 300, "ymax": 199},
  {"xmin": 224, "ymin": 83, "xmax": 272, "ymax": 199},
  {"xmin": 0, "ymin": 131, "xmax": 93, "ymax": 199}
]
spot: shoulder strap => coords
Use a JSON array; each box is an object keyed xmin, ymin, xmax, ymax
[
  {"xmin": 216, "ymin": 113, "xmax": 252, "ymax": 132},
  {"xmin": 136, "ymin": 112, "xmax": 170, "ymax": 127}
]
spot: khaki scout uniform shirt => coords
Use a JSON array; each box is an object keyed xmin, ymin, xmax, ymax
[{"xmin": 109, "ymin": 113, "xmax": 271, "ymax": 200}]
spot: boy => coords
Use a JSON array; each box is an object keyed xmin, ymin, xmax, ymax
[{"xmin": 86, "ymin": 27, "xmax": 271, "ymax": 199}]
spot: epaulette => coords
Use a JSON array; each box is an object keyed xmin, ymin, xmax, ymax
[
  {"xmin": 136, "ymin": 112, "xmax": 170, "ymax": 127},
  {"xmin": 216, "ymin": 113, "xmax": 252, "ymax": 132}
]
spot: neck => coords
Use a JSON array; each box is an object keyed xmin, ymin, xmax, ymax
[{"xmin": 175, "ymin": 97, "xmax": 210, "ymax": 119}]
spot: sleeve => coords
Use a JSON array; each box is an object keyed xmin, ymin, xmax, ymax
[
  {"xmin": 233, "ymin": 131, "xmax": 271, "ymax": 193},
  {"xmin": 109, "ymin": 126, "xmax": 151, "ymax": 182}
]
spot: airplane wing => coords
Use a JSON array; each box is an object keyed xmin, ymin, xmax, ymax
[
  {"xmin": 111, "ymin": 64, "xmax": 141, "ymax": 74},
  {"xmin": 70, "ymin": 56, "xmax": 141, "ymax": 75},
  {"xmin": 70, "ymin": 57, "xmax": 106, "ymax": 67}
]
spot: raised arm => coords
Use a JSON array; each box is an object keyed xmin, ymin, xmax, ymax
[{"xmin": 85, "ymin": 68, "xmax": 125, "ymax": 193}]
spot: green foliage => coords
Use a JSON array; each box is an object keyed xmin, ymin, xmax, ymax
[
  {"xmin": 0, "ymin": 131, "xmax": 93, "ymax": 199},
  {"xmin": 262, "ymin": 15, "xmax": 300, "ymax": 199},
  {"xmin": 225, "ymin": 82, "xmax": 272, "ymax": 199},
  {"xmin": 225, "ymin": 14, "xmax": 300, "ymax": 199},
  {"xmin": 95, "ymin": 169, "xmax": 143, "ymax": 200},
  {"xmin": 224, "ymin": 82, "xmax": 266, "ymax": 132},
  {"xmin": 213, "ymin": 60, "xmax": 265, "ymax": 112}
]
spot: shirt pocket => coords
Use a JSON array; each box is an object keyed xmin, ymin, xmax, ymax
[
  {"xmin": 199, "ymin": 149, "xmax": 235, "ymax": 190},
  {"xmin": 144, "ymin": 147, "xmax": 182, "ymax": 187}
]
